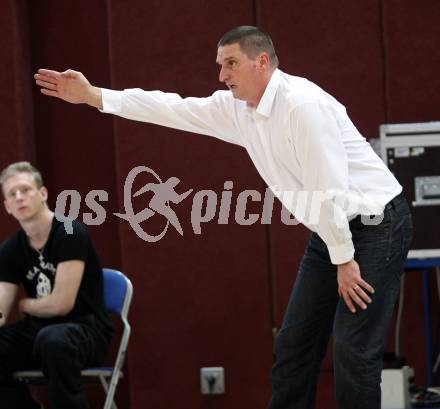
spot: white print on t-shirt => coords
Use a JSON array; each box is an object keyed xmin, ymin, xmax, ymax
[
  {"xmin": 36, "ymin": 272, "xmax": 52, "ymax": 298},
  {"xmin": 26, "ymin": 253, "xmax": 56, "ymax": 284},
  {"xmin": 38, "ymin": 253, "xmax": 56, "ymax": 275},
  {"xmin": 27, "ymin": 265, "xmax": 41, "ymax": 280}
]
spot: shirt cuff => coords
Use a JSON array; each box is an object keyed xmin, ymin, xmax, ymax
[
  {"xmin": 99, "ymin": 88, "xmax": 122, "ymax": 113},
  {"xmin": 327, "ymin": 240, "xmax": 355, "ymax": 265}
]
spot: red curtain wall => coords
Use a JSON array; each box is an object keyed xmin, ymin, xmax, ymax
[{"xmin": 0, "ymin": 1, "xmax": 439, "ymax": 408}]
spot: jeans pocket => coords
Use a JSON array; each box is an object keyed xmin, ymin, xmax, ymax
[{"xmin": 351, "ymin": 217, "xmax": 394, "ymax": 274}]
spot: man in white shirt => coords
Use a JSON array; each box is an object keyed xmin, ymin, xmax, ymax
[{"xmin": 34, "ymin": 26, "xmax": 413, "ymax": 409}]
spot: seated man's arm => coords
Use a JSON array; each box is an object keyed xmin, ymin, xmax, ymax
[
  {"xmin": 0, "ymin": 282, "xmax": 19, "ymax": 326},
  {"xmin": 19, "ymin": 260, "xmax": 84, "ymax": 318}
]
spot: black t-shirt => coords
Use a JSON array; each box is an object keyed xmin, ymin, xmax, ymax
[{"xmin": 0, "ymin": 217, "xmax": 113, "ymax": 339}]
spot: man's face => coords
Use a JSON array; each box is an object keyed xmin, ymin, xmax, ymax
[
  {"xmin": 216, "ymin": 43, "xmax": 262, "ymax": 106},
  {"xmin": 3, "ymin": 172, "xmax": 47, "ymax": 222}
]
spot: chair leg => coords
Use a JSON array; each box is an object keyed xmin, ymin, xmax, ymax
[{"xmin": 99, "ymin": 375, "xmax": 118, "ymax": 409}]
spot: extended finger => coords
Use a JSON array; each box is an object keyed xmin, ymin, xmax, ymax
[
  {"xmin": 36, "ymin": 79, "xmax": 58, "ymax": 91},
  {"xmin": 342, "ymin": 292, "xmax": 356, "ymax": 313},
  {"xmin": 34, "ymin": 73, "xmax": 59, "ymax": 85},
  {"xmin": 354, "ymin": 286, "xmax": 372, "ymax": 304},
  {"xmin": 348, "ymin": 288, "xmax": 367, "ymax": 310},
  {"xmin": 41, "ymin": 89, "xmax": 59, "ymax": 98},
  {"xmin": 37, "ymin": 68, "xmax": 61, "ymax": 78},
  {"xmin": 359, "ymin": 279, "xmax": 375, "ymax": 294}
]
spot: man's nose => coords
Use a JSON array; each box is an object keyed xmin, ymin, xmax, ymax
[{"xmin": 219, "ymin": 67, "xmax": 227, "ymax": 83}]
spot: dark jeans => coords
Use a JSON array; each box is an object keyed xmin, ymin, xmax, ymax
[
  {"xmin": 0, "ymin": 315, "xmax": 110, "ymax": 409},
  {"xmin": 268, "ymin": 193, "xmax": 413, "ymax": 409}
]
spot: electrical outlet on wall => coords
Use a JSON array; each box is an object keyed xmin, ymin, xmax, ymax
[{"xmin": 200, "ymin": 367, "xmax": 225, "ymax": 395}]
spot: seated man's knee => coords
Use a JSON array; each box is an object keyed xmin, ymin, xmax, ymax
[{"xmin": 34, "ymin": 325, "xmax": 75, "ymax": 362}]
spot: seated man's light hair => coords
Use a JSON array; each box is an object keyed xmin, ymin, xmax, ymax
[{"xmin": 0, "ymin": 161, "xmax": 43, "ymax": 191}]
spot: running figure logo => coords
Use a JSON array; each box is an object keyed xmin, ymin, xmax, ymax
[{"xmin": 114, "ymin": 166, "xmax": 193, "ymax": 242}]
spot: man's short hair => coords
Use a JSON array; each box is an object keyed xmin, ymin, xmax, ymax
[
  {"xmin": 218, "ymin": 26, "xmax": 279, "ymax": 68},
  {"xmin": 0, "ymin": 161, "xmax": 43, "ymax": 192}
]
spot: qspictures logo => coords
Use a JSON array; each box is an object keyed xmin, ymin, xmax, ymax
[{"xmin": 55, "ymin": 165, "xmax": 385, "ymax": 241}]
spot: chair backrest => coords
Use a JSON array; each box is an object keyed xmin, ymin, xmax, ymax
[{"xmin": 103, "ymin": 268, "xmax": 132, "ymax": 315}]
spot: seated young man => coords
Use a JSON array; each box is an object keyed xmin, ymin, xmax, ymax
[{"xmin": 0, "ymin": 161, "xmax": 114, "ymax": 409}]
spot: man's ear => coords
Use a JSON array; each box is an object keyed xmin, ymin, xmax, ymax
[
  {"xmin": 258, "ymin": 52, "xmax": 270, "ymax": 70},
  {"xmin": 40, "ymin": 186, "xmax": 48, "ymax": 202}
]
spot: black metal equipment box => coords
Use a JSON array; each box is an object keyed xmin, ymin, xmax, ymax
[{"xmin": 380, "ymin": 122, "xmax": 440, "ymax": 258}]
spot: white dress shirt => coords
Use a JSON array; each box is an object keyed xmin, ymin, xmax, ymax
[{"xmin": 100, "ymin": 69, "xmax": 401, "ymax": 264}]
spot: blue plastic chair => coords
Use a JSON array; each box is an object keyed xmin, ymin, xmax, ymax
[{"xmin": 13, "ymin": 268, "xmax": 133, "ymax": 409}]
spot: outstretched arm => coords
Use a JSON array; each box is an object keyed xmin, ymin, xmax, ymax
[
  {"xmin": 35, "ymin": 69, "xmax": 103, "ymax": 109},
  {"xmin": 36, "ymin": 69, "xmax": 242, "ymax": 146}
]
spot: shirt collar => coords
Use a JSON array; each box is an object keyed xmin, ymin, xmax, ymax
[{"xmin": 255, "ymin": 69, "xmax": 282, "ymax": 118}]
